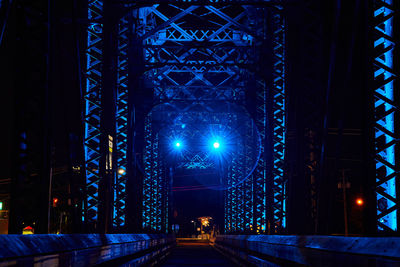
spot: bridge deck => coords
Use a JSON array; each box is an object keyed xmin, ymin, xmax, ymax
[{"xmin": 159, "ymin": 239, "xmax": 235, "ymax": 266}]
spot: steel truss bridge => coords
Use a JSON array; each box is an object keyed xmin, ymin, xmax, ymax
[
  {"xmin": 84, "ymin": 0, "xmax": 288, "ymax": 234},
  {"xmin": 80, "ymin": 0, "xmax": 399, "ymax": 234},
  {"xmin": 4, "ymin": 0, "xmax": 399, "ymax": 238}
]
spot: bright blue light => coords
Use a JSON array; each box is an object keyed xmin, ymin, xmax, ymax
[
  {"xmin": 213, "ymin": 142, "xmax": 220, "ymax": 149},
  {"xmin": 173, "ymin": 140, "xmax": 182, "ymax": 149}
]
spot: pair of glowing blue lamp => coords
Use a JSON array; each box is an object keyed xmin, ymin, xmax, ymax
[{"xmin": 174, "ymin": 140, "xmax": 220, "ymax": 150}]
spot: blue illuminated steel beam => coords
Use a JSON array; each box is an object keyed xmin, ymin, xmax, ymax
[
  {"xmin": 244, "ymin": 117, "xmax": 255, "ymax": 231},
  {"xmin": 224, "ymin": 114, "xmax": 252, "ymax": 233},
  {"xmin": 250, "ymin": 6, "xmax": 286, "ymax": 234},
  {"xmin": 373, "ymin": 0, "xmax": 398, "ymax": 232},
  {"xmin": 142, "ymin": 113, "xmax": 167, "ymax": 232},
  {"xmin": 271, "ymin": 6, "xmax": 286, "ymax": 232},
  {"xmin": 142, "ymin": 115, "xmax": 153, "ymax": 230},
  {"xmin": 113, "ymin": 16, "xmax": 129, "ymax": 229},
  {"xmin": 84, "ymin": 0, "xmax": 103, "ymax": 228},
  {"xmin": 253, "ymin": 77, "xmax": 266, "ymax": 233}
]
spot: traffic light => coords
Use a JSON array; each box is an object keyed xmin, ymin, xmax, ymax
[
  {"xmin": 356, "ymin": 198, "xmax": 364, "ymax": 206},
  {"xmin": 52, "ymin": 198, "xmax": 59, "ymax": 207}
]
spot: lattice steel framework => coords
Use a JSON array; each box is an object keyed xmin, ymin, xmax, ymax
[
  {"xmin": 113, "ymin": 16, "xmax": 129, "ymax": 228},
  {"xmin": 253, "ymin": 77, "xmax": 266, "ymax": 233},
  {"xmin": 84, "ymin": 0, "xmax": 103, "ymax": 226},
  {"xmin": 225, "ymin": 113, "xmax": 242, "ymax": 232},
  {"xmin": 243, "ymin": 115, "xmax": 256, "ymax": 231},
  {"xmin": 271, "ymin": 6, "xmax": 286, "ymax": 231},
  {"xmin": 373, "ymin": 0, "xmax": 398, "ymax": 232},
  {"xmin": 142, "ymin": 115, "xmax": 167, "ymax": 231},
  {"xmin": 83, "ymin": 0, "xmax": 288, "ymax": 233}
]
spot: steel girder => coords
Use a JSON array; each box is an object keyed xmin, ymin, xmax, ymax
[
  {"xmin": 225, "ymin": 148, "xmax": 247, "ymax": 232},
  {"xmin": 249, "ymin": 5, "xmax": 286, "ymax": 234},
  {"xmin": 225, "ymin": 148, "xmax": 243, "ymax": 232},
  {"xmin": 83, "ymin": 0, "xmax": 130, "ymax": 232},
  {"xmin": 244, "ymin": 116, "xmax": 256, "ymax": 231},
  {"xmin": 223, "ymin": 112, "xmax": 255, "ymax": 233},
  {"xmin": 142, "ymin": 115, "xmax": 167, "ymax": 231},
  {"xmin": 142, "ymin": 116, "xmax": 153, "ymax": 230},
  {"xmin": 143, "ymin": 45, "xmax": 255, "ymax": 67},
  {"xmin": 253, "ymin": 77, "xmax": 267, "ymax": 233},
  {"xmin": 84, "ymin": 0, "xmax": 103, "ymax": 227},
  {"xmin": 150, "ymin": 65, "xmax": 246, "ymax": 104},
  {"xmin": 113, "ymin": 16, "xmax": 129, "ymax": 229},
  {"xmin": 271, "ymin": 6, "xmax": 286, "ymax": 232},
  {"xmin": 373, "ymin": 0, "xmax": 398, "ymax": 232}
]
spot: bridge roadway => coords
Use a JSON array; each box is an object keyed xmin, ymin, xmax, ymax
[
  {"xmin": 1, "ymin": 234, "xmax": 400, "ymax": 266},
  {"xmin": 158, "ymin": 238, "xmax": 235, "ymax": 267}
]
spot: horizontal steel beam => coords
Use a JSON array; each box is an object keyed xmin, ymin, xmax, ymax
[{"xmin": 120, "ymin": 0, "xmax": 284, "ymax": 7}]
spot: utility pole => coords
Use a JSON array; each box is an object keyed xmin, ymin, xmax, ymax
[{"xmin": 339, "ymin": 169, "xmax": 350, "ymax": 236}]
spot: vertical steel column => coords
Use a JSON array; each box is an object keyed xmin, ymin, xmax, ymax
[
  {"xmin": 114, "ymin": 15, "xmax": 129, "ymax": 230},
  {"xmin": 84, "ymin": 0, "xmax": 103, "ymax": 231},
  {"xmin": 142, "ymin": 122, "xmax": 165, "ymax": 232},
  {"xmin": 142, "ymin": 115, "xmax": 153, "ymax": 230},
  {"xmin": 252, "ymin": 4, "xmax": 287, "ymax": 234},
  {"xmin": 271, "ymin": 5, "xmax": 287, "ymax": 232},
  {"xmin": 373, "ymin": 0, "xmax": 398, "ymax": 232},
  {"xmin": 243, "ymin": 118, "xmax": 254, "ymax": 232},
  {"xmin": 253, "ymin": 77, "xmax": 267, "ymax": 234}
]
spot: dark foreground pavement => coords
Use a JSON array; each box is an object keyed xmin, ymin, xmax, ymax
[{"xmin": 159, "ymin": 238, "xmax": 236, "ymax": 266}]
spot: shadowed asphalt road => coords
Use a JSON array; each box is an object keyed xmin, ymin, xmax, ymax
[{"xmin": 159, "ymin": 239, "xmax": 236, "ymax": 266}]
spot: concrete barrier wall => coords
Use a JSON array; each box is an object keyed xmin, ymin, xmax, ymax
[
  {"xmin": 0, "ymin": 234, "xmax": 175, "ymax": 266},
  {"xmin": 214, "ymin": 235, "xmax": 400, "ymax": 266}
]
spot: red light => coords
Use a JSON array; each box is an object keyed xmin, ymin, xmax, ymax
[
  {"xmin": 356, "ymin": 198, "xmax": 364, "ymax": 206},
  {"xmin": 53, "ymin": 198, "xmax": 58, "ymax": 207}
]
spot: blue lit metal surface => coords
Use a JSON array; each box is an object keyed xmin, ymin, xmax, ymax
[
  {"xmin": 84, "ymin": 0, "xmax": 103, "ymax": 226},
  {"xmin": 271, "ymin": 7, "xmax": 286, "ymax": 231},
  {"xmin": 253, "ymin": 77, "xmax": 266, "ymax": 233},
  {"xmin": 373, "ymin": 0, "xmax": 397, "ymax": 231},
  {"xmin": 113, "ymin": 16, "xmax": 129, "ymax": 228},
  {"xmin": 142, "ymin": 114, "xmax": 166, "ymax": 231}
]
